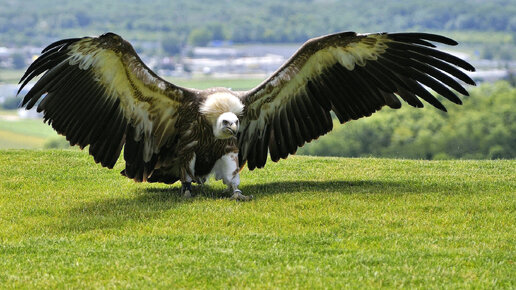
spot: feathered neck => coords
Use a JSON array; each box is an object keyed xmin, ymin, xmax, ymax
[{"xmin": 200, "ymin": 92, "xmax": 244, "ymax": 124}]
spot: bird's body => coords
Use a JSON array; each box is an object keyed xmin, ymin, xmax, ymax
[
  {"xmin": 18, "ymin": 31, "xmax": 475, "ymax": 200},
  {"xmin": 139, "ymin": 89, "xmax": 247, "ymax": 198}
]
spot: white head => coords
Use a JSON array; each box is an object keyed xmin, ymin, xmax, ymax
[
  {"xmin": 199, "ymin": 92, "xmax": 244, "ymax": 139},
  {"xmin": 214, "ymin": 112, "xmax": 240, "ymax": 139}
]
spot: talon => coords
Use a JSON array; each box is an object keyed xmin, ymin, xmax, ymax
[
  {"xmin": 181, "ymin": 182, "xmax": 193, "ymax": 198},
  {"xmin": 183, "ymin": 190, "xmax": 193, "ymax": 199},
  {"xmin": 230, "ymin": 190, "xmax": 253, "ymax": 201}
]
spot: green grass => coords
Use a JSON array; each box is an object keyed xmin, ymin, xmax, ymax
[{"xmin": 0, "ymin": 150, "xmax": 514, "ymax": 288}]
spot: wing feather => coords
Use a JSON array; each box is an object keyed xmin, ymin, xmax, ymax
[
  {"xmin": 238, "ymin": 31, "xmax": 476, "ymax": 169},
  {"xmin": 18, "ymin": 33, "xmax": 192, "ymax": 181}
]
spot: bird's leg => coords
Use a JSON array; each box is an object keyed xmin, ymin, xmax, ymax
[
  {"xmin": 225, "ymin": 171, "xmax": 250, "ymax": 201},
  {"xmin": 213, "ymin": 152, "xmax": 252, "ymax": 201},
  {"xmin": 224, "ymin": 153, "xmax": 252, "ymax": 201},
  {"xmin": 181, "ymin": 154, "xmax": 196, "ymax": 199},
  {"xmin": 228, "ymin": 182, "xmax": 252, "ymax": 201},
  {"xmin": 181, "ymin": 180, "xmax": 193, "ymax": 198}
]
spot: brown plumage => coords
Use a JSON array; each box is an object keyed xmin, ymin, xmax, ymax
[{"xmin": 18, "ymin": 31, "xmax": 475, "ymax": 199}]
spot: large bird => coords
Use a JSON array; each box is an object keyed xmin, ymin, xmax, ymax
[{"xmin": 18, "ymin": 31, "xmax": 476, "ymax": 200}]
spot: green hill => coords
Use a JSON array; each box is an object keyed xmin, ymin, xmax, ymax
[
  {"xmin": 1, "ymin": 150, "xmax": 514, "ymax": 288},
  {"xmin": 2, "ymin": 0, "xmax": 515, "ymax": 46},
  {"xmin": 2, "ymin": 0, "xmax": 515, "ymax": 61}
]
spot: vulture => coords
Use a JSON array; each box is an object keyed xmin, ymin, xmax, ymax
[{"xmin": 18, "ymin": 31, "xmax": 476, "ymax": 200}]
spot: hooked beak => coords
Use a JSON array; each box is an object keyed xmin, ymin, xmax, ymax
[{"xmin": 225, "ymin": 123, "xmax": 238, "ymax": 136}]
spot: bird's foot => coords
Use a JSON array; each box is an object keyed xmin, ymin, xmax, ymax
[
  {"xmin": 181, "ymin": 182, "xmax": 194, "ymax": 199},
  {"xmin": 230, "ymin": 189, "xmax": 253, "ymax": 201},
  {"xmin": 183, "ymin": 189, "xmax": 193, "ymax": 199}
]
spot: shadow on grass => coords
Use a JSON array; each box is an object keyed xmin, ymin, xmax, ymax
[
  {"xmin": 135, "ymin": 179, "xmax": 421, "ymax": 199},
  {"xmin": 240, "ymin": 180, "xmax": 406, "ymax": 196},
  {"xmin": 61, "ymin": 179, "xmax": 449, "ymax": 232},
  {"xmin": 61, "ymin": 187, "xmax": 182, "ymax": 232}
]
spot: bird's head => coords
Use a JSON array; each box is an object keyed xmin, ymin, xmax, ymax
[
  {"xmin": 200, "ymin": 91, "xmax": 244, "ymax": 140},
  {"xmin": 214, "ymin": 112, "xmax": 239, "ymax": 139}
]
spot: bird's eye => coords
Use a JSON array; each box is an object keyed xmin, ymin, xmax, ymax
[
  {"xmin": 236, "ymin": 120, "xmax": 239, "ymax": 125},
  {"xmin": 222, "ymin": 120, "xmax": 229, "ymax": 125}
]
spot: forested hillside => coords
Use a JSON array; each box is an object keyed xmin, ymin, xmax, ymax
[{"xmin": 1, "ymin": 0, "xmax": 515, "ymax": 46}]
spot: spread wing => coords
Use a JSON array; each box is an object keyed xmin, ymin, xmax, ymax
[
  {"xmin": 18, "ymin": 32, "xmax": 193, "ymax": 181},
  {"xmin": 238, "ymin": 31, "xmax": 476, "ymax": 170}
]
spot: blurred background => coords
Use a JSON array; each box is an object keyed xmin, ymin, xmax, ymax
[{"xmin": 0, "ymin": 0, "xmax": 514, "ymax": 159}]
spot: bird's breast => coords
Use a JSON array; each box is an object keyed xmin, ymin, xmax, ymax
[{"xmin": 193, "ymin": 138, "xmax": 238, "ymax": 177}]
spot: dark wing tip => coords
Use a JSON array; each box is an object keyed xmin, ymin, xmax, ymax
[
  {"xmin": 100, "ymin": 32, "xmax": 123, "ymax": 40},
  {"xmin": 390, "ymin": 32, "xmax": 459, "ymax": 46},
  {"xmin": 41, "ymin": 37, "xmax": 83, "ymax": 54},
  {"xmin": 462, "ymin": 62, "xmax": 476, "ymax": 72},
  {"xmin": 18, "ymin": 38, "xmax": 83, "ymax": 95}
]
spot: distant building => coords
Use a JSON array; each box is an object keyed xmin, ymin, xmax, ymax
[{"xmin": 184, "ymin": 44, "xmax": 301, "ymax": 76}]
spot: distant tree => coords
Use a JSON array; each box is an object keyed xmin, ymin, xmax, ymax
[
  {"xmin": 43, "ymin": 136, "xmax": 71, "ymax": 149},
  {"xmin": 1, "ymin": 97, "xmax": 21, "ymax": 110},
  {"xmin": 75, "ymin": 11, "xmax": 91, "ymax": 27},
  {"xmin": 482, "ymin": 46, "xmax": 494, "ymax": 60},
  {"xmin": 208, "ymin": 23, "xmax": 226, "ymax": 41},
  {"xmin": 506, "ymin": 70, "xmax": 516, "ymax": 87},
  {"xmin": 57, "ymin": 14, "xmax": 78, "ymax": 29},
  {"xmin": 188, "ymin": 28, "xmax": 212, "ymax": 46},
  {"xmin": 499, "ymin": 46, "xmax": 513, "ymax": 61},
  {"xmin": 162, "ymin": 34, "xmax": 183, "ymax": 55},
  {"xmin": 11, "ymin": 53, "xmax": 26, "ymax": 69}
]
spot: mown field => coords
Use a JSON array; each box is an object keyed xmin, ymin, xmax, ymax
[{"xmin": 0, "ymin": 150, "xmax": 514, "ymax": 288}]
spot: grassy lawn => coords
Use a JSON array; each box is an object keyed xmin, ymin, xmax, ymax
[{"xmin": 0, "ymin": 150, "xmax": 514, "ymax": 288}]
